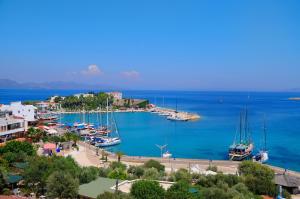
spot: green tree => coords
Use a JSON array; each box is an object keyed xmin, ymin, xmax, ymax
[
  {"xmin": 46, "ymin": 171, "xmax": 79, "ymax": 199},
  {"xmin": 23, "ymin": 156, "xmax": 52, "ymax": 194},
  {"xmin": 54, "ymin": 96, "xmax": 63, "ymax": 103},
  {"xmin": 0, "ymin": 141, "xmax": 35, "ymax": 156},
  {"xmin": 127, "ymin": 166, "xmax": 144, "ymax": 178},
  {"xmin": 0, "ymin": 166, "xmax": 7, "ymax": 193},
  {"xmin": 79, "ymin": 166, "xmax": 99, "ymax": 184},
  {"xmin": 27, "ymin": 127, "xmax": 44, "ymax": 143},
  {"xmin": 170, "ymin": 168, "xmax": 191, "ymax": 182},
  {"xmin": 165, "ymin": 181, "xmax": 193, "ymax": 199},
  {"xmin": 110, "ymin": 161, "xmax": 126, "ymax": 170},
  {"xmin": 130, "ymin": 180, "xmax": 165, "ymax": 199},
  {"xmin": 238, "ymin": 161, "xmax": 275, "ymax": 196},
  {"xmin": 108, "ymin": 168, "xmax": 127, "ymax": 192},
  {"xmin": 144, "ymin": 159, "xmax": 165, "ymax": 172},
  {"xmin": 142, "ymin": 168, "xmax": 160, "ymax": 180}
]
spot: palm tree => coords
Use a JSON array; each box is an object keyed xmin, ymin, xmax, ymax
[
  {"xmin": 27, "ymin": 127, "xmax": 43, "ymax": 142},
  {"xmin": 71, "ymin": 134, "xmax": 80, "ymax": 146},
  {"xmin": 116, "ymin": 151, "xmax": 124, "ymax": 163}
]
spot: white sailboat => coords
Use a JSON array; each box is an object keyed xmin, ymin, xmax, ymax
[
  {"xmin": 254, "ymin": 117, "xmax": 269, "ymax": 163},
  {"xmin": 96, "ymin": 98, "xmax": 121, "ymax": 147},
  {"xmin": 156, "ymin": 144, "xmax": 172, "ymax": 158}
]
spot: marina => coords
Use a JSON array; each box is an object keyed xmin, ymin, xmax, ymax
[{"xmin": 1, "ymin": 90, "xmax": 300, "ymax": 172}]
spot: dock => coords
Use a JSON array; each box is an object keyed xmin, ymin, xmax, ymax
[{"xmin": 149, "ymin": 107, "xmax": 201, "ymax": 121}]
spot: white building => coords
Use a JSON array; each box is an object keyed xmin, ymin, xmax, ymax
[
  {"xmin": 106, "ymin": 92, "xmax": 123, "ymax": 100},
  {"xmin": 35, "ymin": 101, "xmax": 50, "ymax": 112},
  {"xmin": 0, "ymin": 111, "xmax": 26, "ymax": 142},
  {"xmin": 0, "ymin": 101, "xmax": 37, "ymax": 122},
  {"xmin": 73, "ymin": 93, "xmax": 94, "ymax": 98}
]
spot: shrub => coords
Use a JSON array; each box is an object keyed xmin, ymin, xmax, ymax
[
  {"xmin": 110, "ymin": 161, "xmax": 126, "ymax": 170},
  {"xmin": 165, "ymin": 181, "xmax": 192, "ymax": 199},
  {"xmin": 170, "ymin": 168, "xmax": 191, "ymax": 182},
  {"xmin": 99, "ymin": 167, "xmax": 112, "ymax": 178},
  {"xmin": 144, "ymin": 159, "xmax": 165, "ymax": 172},
  {"xmin": 46, "ymin": 171, "xmax": 79, "ymax": 198},
  {"xmin": 79, "ymin": 166, "xmax": 99, "ymax": 184},
  {"xmin": 127, "ymin": 165, "xmax": 144, "ymax": 178},
  {"xmin": 130, "ymin": 180, "xmax": 165, "ymax": 199},
  {"xmin": 238, "ymin": 161, "xmax": 275, "ymax": 196},
  {"xmin": 142, "ymin": 168, "xmax": 160, "ymax": 180},
  {"xmin": 206, "ymin": 165, "xmax": 218, "ymax": 172},
  {"xmin": 108, "ymin": 168, "xmax": 127, "ymax": 180},
  {"xmin": 0, "ymin": 141, "xmax": 35, "ymax": 156}
]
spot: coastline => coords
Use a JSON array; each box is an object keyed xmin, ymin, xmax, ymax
[
  {"xmin": 71, "ymin": 141, "xmax": 300, "ymax": 178},
  {"xmin": 53, "ymin": 106, "xmax": 201, "ymax": 120}
]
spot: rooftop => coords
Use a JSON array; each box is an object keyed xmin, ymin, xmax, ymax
[
  {"xmin": 78, "ymin": 177, "xmax": 121, "ymax": 199},
  {"xmin": 275, "ymin": 173, "xmax": 300, "ymax": 187}
]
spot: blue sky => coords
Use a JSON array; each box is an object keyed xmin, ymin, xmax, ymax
[{"xmin": 0, "ymin": 0, "xmax": 299, "ymax": 91}]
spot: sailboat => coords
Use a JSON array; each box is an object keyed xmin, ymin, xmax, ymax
[
  {"xmin": 254, "ymin": 117, "xmax": 269, "ymax": 163},
  {"xmin": 228, "ymin": 108, "xmax": 254, "ymax": 161},
  {"xmin": 156, "ymin": 144, "xmax": 172, "ymax": 158},
  {"xmin": 96, "ymin": 98, "xmax": 121, "ymax": 147}
]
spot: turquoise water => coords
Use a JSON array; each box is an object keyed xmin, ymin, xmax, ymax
[{"xmin": 1, "ymin": 89, "xmax": 300, "ymax": 171}]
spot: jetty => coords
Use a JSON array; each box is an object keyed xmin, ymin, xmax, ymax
[
  {"xmin": 149, "ymin": 107, "xmax": 201, "ymax": 121},
  {"xmin": 289, "ymin": 97, "xmax": 300, "ymax": 101}
]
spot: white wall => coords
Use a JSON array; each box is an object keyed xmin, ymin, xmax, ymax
[{"xmin": 0, "ymin": 102, "xmax": 37, "ymax": 122}]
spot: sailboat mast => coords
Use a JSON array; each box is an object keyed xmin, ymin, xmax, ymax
[
  {"xmin": 99, "ymin": 105, "xmax": 102, "ymax": 127},
  {"xmin": 239, "ymin": 111, "xmax": 242, "ymax": 143},
  {"xmin": 244, "ymin": 108, "xmax": 248, "ymax": 142},
  {"xmin": 263, "ymin": 117, "xmax": 267, "ymax": 151},
  {"xmin": 106, "ymin": 98, "xmax": 109, "ymax": 127}
]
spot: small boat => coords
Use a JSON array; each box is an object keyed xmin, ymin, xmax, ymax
[
  {"xmin": 163, "ymin": 151, "xmax": 172, "ymax": 158},
  {"xmin": 229, "ymin": 108, "xmax": 254, "ymax": 161},
  {"xmin": 96, "ymin": 137, "xmax": 121, "ymax": 147},
  {"xmin": 253, "ymin": 117, "xmax": 269, "ymax": 163}
]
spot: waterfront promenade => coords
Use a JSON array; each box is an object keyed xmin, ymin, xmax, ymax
[{"xmin": 68, "ymin": 141, "xmax": 300, "ymax": 179}]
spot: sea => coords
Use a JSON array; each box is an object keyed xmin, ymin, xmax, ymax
[{"xmin": 1, "ymin": 89, "xmax": 300, "ymax": 172}]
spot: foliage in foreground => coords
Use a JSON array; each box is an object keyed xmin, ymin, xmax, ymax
[
  {"xmin": 46, "ymin": 171, "xmax": 79, "ymax": 198},
  {"xmin": 130, "ymin": 180, "xmax": 165, "ymax": 199},
  {"xmin": 238, "ymin": 161, "xmax": 276, "ymax": 196}
]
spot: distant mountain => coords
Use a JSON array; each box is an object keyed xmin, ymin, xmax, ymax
[
  {"xmin": 290, "ymin": 88, "xmax": 300, "ymax": 92},
  {"xmin": 0, "ymin": 79, "xmax": 118, "ymax": 90}
]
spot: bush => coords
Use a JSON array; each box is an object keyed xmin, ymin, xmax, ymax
[
  {"xmin": 46, "ymin": 171, "xmax": 79, "ymax": 198},
  {"xmin": 79, "ymin": 166, "xmax": 99, "ymax": 184},
  {"xmin": 206, "ymin": 165, "xmax": 218, "ymax": 172},
  {"xmin": 127, "ymin": 166, "xmax": 144, "ymax": 178},
  {"xmin": 130, "ymin": 180, "xmax": 165, "ymax": 199},
  {"xmin": 142, "ymin": 168, "xmax": 160, "ymax": 180},
  {"xmin": 170, "ymin": 168, "xmax": 191, "ymax": 182},
  {"xmin": 238, "ymin": 161, "xmax": 275, "ymax": 196},
  {"xmin": 0, "ymin": 141, "xmax": 35, "ymax": 156},
  {"xmin": 165, "ymin": 181, "xmax": 192, "ymax": 199},
  {"xmin": 108, "ymin": 168, "xmax": 127, "ymax": 180},
  {"xmin": 144, "ymin": 160, "xmax": 165, "ymax": 172},
  {"xmin": 110, "ymin": 161, "xmax": 127, "ymax": 170},
  {"xmin": 99, "ymin": 167, "xmax": 112, "ymax": 178}
]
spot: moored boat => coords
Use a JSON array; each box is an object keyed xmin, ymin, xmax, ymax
[
  {"xmin": 229, "ymin": 108, "xmax": 254, "ymax": 161},
  {"xmin": 253, "ymin": 117, "xmax": 269, "ymax": 163}
]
